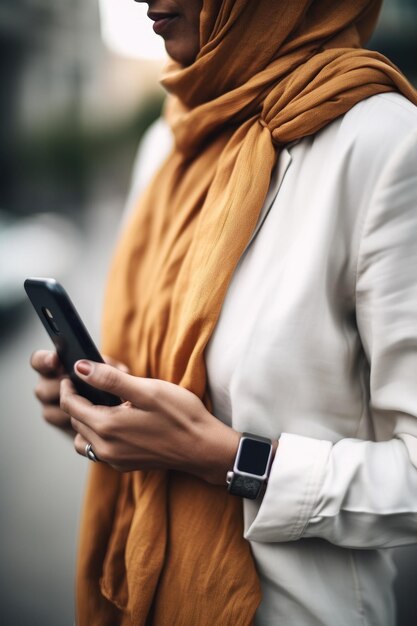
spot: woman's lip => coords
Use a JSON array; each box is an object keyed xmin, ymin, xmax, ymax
[{"xmin": 148, "ymin": 12, "xmax": 179, "ymax": 35}]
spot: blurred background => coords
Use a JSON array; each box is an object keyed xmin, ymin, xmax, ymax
[{"xmin": 0, "ymin": 1, "xmax": 416, "ymax": 624}]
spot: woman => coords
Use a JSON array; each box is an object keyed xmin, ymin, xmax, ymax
[{"xmin": 31, "ymin": 1, "xmax": 417, "ymax": 624}]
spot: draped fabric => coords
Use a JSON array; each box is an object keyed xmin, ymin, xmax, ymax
[{"xmin": 76, "ymin": 1, "xmax": 417, "ymax": 624}]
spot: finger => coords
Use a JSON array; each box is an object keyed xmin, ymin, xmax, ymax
[
  {"xmin": 74, "ymin": 360, "xmax": 152, "ymax": 408},
  {"xmin": 73, "ymin": 433, "xmax": 102, "ymax": 462},
  {"xmin": 71, "ymin": 417, "xmax": 101, "ymax": 450},
  {"xmin": 61, "ymin": 378, "xmax": 122, "ymax": 448},
  {"xmin": 43, "ymin": 404, "xmax": 73, "ymax": 430},
  {"xmin": 31, "ymin": 350, "xmax": 64, "ymax": 378},
  {"xmin": 73, "ymin": 433, "xmax": 89, "ymax": 457},
  {"xmin": 103, "ymin": 355, "xmax": 130, "ymax": 374},
  {"xmin": 60, "ymin": 378, "xmax": 103, "ymax": 431},
  {"xmin": 34, "ymin": 378, "xmax": 62, "ymax": 405}
]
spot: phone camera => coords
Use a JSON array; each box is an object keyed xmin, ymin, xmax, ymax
[{"xmin": 42, "ymin": 307, "xmax": 60, "ymax": 334}]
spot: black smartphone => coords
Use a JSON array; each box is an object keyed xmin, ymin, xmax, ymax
[{"xmin": 24, "ymin": 277, "xmax": 121, "ymax": 406}]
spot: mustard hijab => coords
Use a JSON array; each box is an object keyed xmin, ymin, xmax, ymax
[{"xmin": 76, "ymin": 2, "xmax": 417, "ymax": 624}]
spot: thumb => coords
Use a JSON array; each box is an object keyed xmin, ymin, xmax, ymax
[
  {"xmin": 103, "ymin": 355, "xmax": 130, "ymax": 374},
  {"xmin": 74, "ymin": 360, "xmax": 148, "ymax": 406}
]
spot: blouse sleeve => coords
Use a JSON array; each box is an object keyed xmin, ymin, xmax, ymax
[{"xmin": 245, "ymin": 129, "xmax": 417, "ymax": 549}]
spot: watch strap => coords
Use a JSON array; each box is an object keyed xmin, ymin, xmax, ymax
[{"xmin": 227, "ymin": 473, "xmax": 263, "ymax": 500}]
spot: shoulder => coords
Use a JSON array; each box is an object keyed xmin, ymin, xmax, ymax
[
  {"xmin": 339, "ymin": 94, "xmax": 417, "ymax": 196},
  {"xmin": 297, "ymin": 93, "xmax": 417, "ymax": 160},
  {"xmin": 131, "ymin": 117, "xmax": 173, "ymax": 189},
  {"xmin": 338, "ymin": 93, "xmax": 417, "ymax": 159},
  {"xmin": 341, "ymin": 92, "xmax": 417, "ymax": 136},
  {"xmin": 287, "ymin": 93, "xmax": 417, "ymax": 209},
  {"xmin": 122, "ymin": 118, "xmax": 173, "ymax": 219},
  {"xmin": 139, "ymin": 116, "xmax": 173, "ymax": 158},
  {"xmin": 282, "ymin": 94, "xmax": 417, "ymax": 258},
  {"xmin": 295, "ymin": 93, "xmax": 417, "ymax": 159}
]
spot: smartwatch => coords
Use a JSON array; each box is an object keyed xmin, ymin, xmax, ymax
[{"xmin": 226, "ymin": 432, "xmax": 273, "ymax": 500}]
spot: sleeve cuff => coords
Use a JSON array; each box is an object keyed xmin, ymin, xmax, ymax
[{"xmin": 244, "ymin": 433, "xmax": 332, "ymax": 543}]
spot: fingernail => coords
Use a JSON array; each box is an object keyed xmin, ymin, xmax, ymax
[{"xmin": 75, "ymin": 360, "xmax": 92, "ymax": 376}]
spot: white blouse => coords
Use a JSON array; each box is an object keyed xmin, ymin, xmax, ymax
[{"xmin": 126, "ymin": 93, "xmax": 417, "ymax": 626}]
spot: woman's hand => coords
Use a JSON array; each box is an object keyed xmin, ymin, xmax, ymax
[
  {"xmin": 31, "ymin": 351, "xmax": 129, "ymax": 436},
  {"xmin": 60, "ymin": 360, "xmax": 240, "ymax": 485}
]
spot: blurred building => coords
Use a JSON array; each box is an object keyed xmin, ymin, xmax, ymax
[
  {"xmin": 0, "ymin": 0, "xmax": 162, "ymax": 216},
  {"xmin": 371, "ymin": 0, "xmax": 417, "ymax": 83},
  {"xmin": 1, "ymin": 0, "xmax": 97, "ymax": 213},
  {"xmin": 3, "ymin": 1, "xmax": 97, "ymax": 129}
]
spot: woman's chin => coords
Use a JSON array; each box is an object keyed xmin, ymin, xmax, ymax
[{"xmin": 164, "ymin": 40, "xmax": 198, "ymax": 67}]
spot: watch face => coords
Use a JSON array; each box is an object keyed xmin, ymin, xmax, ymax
[{"xmin": 237, "ymin": 438, "xmax": 270, "ymax": 475}]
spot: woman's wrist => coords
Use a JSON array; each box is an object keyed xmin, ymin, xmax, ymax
[
  {"xmin": 196, "ymin": 419, "xmax": 241, "ymax": 486},
  {"xmin": 196, "ymin": 417, "xmax": 279, "ymax": 487}
]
